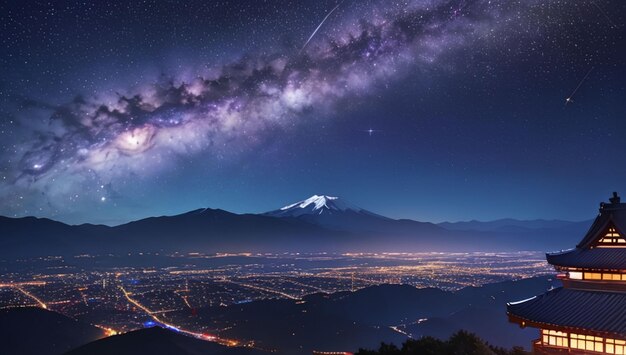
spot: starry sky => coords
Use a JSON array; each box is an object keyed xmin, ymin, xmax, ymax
[{"xmin": 1, "ymin": 0, "xmax": 625, "ymax": 225}]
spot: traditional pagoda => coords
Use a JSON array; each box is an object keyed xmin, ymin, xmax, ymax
[{"xmin": 508, "ymin": 192, "xmax": 626, "ymax": 354}]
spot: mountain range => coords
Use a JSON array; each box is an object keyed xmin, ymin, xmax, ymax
[{"xmin": 0, "ymin": 194, "xmax": 590, "ymax": 258}]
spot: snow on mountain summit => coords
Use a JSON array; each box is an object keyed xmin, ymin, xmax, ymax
[
  {"xmin": 264, "ymin": 194, "xmax": 438, "ymax": 234},
  {"xmin": 280, "ymin": 195, "xmax": 347, "ymax": 212},
  {"xmin": 266, "ymin": 194, "xmax": 378, "ymax": 218}
]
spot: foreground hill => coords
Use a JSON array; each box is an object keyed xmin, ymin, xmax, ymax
[
  {"xmin": 65, "ymin": 326, "xmax": 266, "ymax": 355},
  {"xmin": 0, "ymin": 307, "xmax": 105, "ymax": 355},
  {"xmin": 178, "ymin": 276, "xmax": 559, "ymax": 354}
]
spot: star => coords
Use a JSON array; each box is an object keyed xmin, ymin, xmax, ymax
[{"xmin": 365, "ymin": 129, "xmax": 381, "ymax": 136}]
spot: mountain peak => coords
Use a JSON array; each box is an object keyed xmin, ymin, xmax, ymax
[
  {"xmin": 265, "ymin": 194, "xmax": 373, "ymax": 218},
  {"xmin": 280, "ymin": 195, "xmax": 344, "ymax": 212}
]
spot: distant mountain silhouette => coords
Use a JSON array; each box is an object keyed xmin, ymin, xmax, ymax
[
  {"xmin": 0, "ymin": 209, "xmax": 347, "ymax": 258},
  {"xmin": 0, "ymin": 307, "xmax": 105, "ymax": 355},
  {"xmin": 111, "ymin": 207, "xmax": 347, "ymax": 252},
  {"xmin": 186, "ymin": 276, "xmax": 560, "ymax": 354},
  {"xmin": 262, "ymin": 195, "xmax": 586, "ymax": 251},
  {"xmin": 0, "ymin": 195, "xmax": 589, "ymax": 258},
  {"xmin": 65, "ymin": 326, "xmax": 266, "ymax": 355},
  {"xmin": 438, "ymin": 218, "xmax": 590, "ymax": 233}
]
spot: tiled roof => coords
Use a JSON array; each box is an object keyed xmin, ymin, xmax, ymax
[
  {"xmin": 546, "ymin": 197, "xmax": 626, "ymax": 268},
  {"xmin": 507, "ymin": 287, "xmax": 626, "ymax": 338},
  {"xmin": 576, "ymin": 201, "xmax": 626, "ymax": 249},
  {"xmin": 547, "ymin": 248, "xmax": 626, "ymax": 269}
]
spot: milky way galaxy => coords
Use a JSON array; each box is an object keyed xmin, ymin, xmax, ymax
[{"xmin": 1, "ymin": 0, "xmax": 625, "ymax": 223}]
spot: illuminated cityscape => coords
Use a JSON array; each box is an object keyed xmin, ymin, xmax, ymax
[{"xmin": 1, "ymin": 251, "xmax": 551, "ymax": 347}]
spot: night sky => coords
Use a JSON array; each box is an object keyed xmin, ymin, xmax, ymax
[{"xmin": 1, "ymin": 0, "xmax": 625, "ymax": 225}]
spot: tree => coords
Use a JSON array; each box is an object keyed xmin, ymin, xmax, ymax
[
  {"xmin": 447, "ymin": 330, "xmax": 495, "ymax": 355},
  {"xmin": 401, "ymin": 336, "xmax": 446, "ymax": 355},
  {"xmin": 354, "ymin": 330, "xmax": 530, "ymax": 355}
]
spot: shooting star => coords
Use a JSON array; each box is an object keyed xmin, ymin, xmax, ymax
[
  {"xmin": 300, "ymin": 1, "xmax": 344, "ymax": 55},
  {"xmin": 590, "ymin": 0, "xmax": 618, "ymax": 29},
  {"xmin": 565, "ymin": 67, "xmax": 594, "ymax": 106}
]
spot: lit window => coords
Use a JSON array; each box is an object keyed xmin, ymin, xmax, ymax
[
  {"xmin": 607, "ymin": 339, "xmax": 626, "ymax": 355},
  {"xmin": 542, "ymin": 330, "xmax": 626, "ymax": 354},
  {"xmin": 543, "ymin": 330, "xmax": 568, "ymax": 348},
  {"xmin": 583, "ymin": 272, "xmax": 626, "ymax": 282},
  {"xmin": 570, "ymin": 333, "xmax": 604, "ymax": 353},
  {"xmin": 603, "ymin": 273, "xmax": 614, "ymax": 280},
  {"xmin": 584, "ymin": 273, "xmax": 602, "ymax": 280},
  {"xmin": 569, "ymin": 271, "xmax": 583, "ymax": 280},
  {"xmin": 598, "ymin": 226, "xmax": 626, "ymax": 245}
]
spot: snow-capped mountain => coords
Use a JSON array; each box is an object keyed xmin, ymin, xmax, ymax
[
  {"xmin": 267, "ymin": 195, "xmax": 383, "ymax": 218},
  {"xmin": 264, "ymin": 194, "xmax": 445, "ymax": 236}
]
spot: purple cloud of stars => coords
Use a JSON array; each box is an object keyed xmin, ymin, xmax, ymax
[{"xmin": 1, "ymin": 0, "xmax": 561, "ymax": 219}]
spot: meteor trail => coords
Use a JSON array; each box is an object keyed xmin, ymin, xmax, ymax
[
  {"xmin": 565, "ymin": 67, "xmax": 593, "ymax": 106},
  {"xmin": 590, "ymin": 0, "xmax": 618, "ymax": 29},
  {"xmin": 300, "ymin": 1, "xmax": 344, "ymax": 54}
]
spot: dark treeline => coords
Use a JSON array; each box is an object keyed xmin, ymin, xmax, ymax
[{"xmin": 355, "ymin": 330, "xmax": 529, "ymax": 355}]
